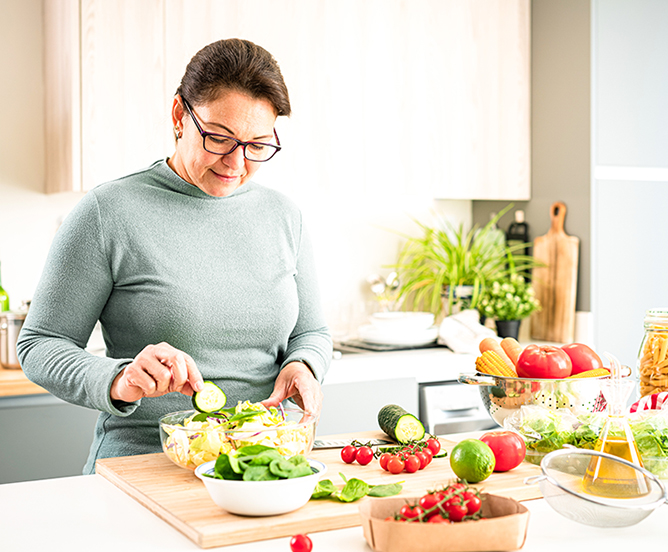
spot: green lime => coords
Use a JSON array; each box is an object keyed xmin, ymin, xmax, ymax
[{"xmin": 449, "ymin": 439, "xmax": 496, "ymax": 483}]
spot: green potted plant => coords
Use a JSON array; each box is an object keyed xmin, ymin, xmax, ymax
[
  {"xmin": 477, "ymin": 272, "xmax": 541, "ymax": 340},
  {"xmin": 391, "ymin": 206, "xmax": 540, "ymax": 319}
]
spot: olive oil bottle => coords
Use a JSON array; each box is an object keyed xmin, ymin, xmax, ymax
[{"xmin": 582, "ymin": 354, "xmax": 650, "ymax": 498}]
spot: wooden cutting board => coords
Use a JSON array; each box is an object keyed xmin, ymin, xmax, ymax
[
  {"xmin": 530, "ymin": 202, "xmax": 579, "ymax": 343},
  {"xmin": 96, "ymin": 431, "xmax": 542, "ymax": 549}
]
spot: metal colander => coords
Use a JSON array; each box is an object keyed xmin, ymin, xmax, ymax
[{"xmin": 524, "ymin": 448, "xmax": 668, "ymax": 527}]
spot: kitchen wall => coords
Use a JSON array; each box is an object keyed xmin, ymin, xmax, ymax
[
  {"xmin": 0, "ymin": 0, "xmax": 471, "ymax": 331},
  {"xmin": 472, "ymin": 0, "xmax": 592, "ymax": 316}
]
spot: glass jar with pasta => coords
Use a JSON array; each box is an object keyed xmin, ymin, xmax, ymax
[{"xmin": 637, "ymin": 309, "xmax": 668, "ymax": 397}]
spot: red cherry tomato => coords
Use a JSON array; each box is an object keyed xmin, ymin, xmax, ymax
[
  {"xmin": 427, "ymin": 513, "xmax": 451, "ymax": 523},
  {"xmin": 414, "ymin": 451, "xmax": 429, "ymax": 470},
  {"xmin": 387, "ymin": 456, "xmax": 405, "ymax": 474},
  {"xmin": 561, "ymin": 343, "xmax": 605, "ymax": 376},
  {"xmin": 443, "ymin": 497, "xmax": 468, "ymax": 522},
  {"xmin": 462, "ymin": 491, "xmax": 482, "ymax": 515},
  {"xmin": 379, "ymin": 452, "xmax": 392, "ymax": 471},
  {"xmin": 479, "ymin": 431, "xmax": 527, "ymax": 472},
  {"xmin": 404, "ymin": 455, "xmax": 421, "ymax": 473},
  {"xmin": 418, "ymin": 492, "xmax": 444, "ymax": 511},
  {"xmin": 355, "ymin": 446, "xmax": 374, "ymax": 466},
  {"xmin": 444, "ymin": 482, "xmax": 467, "ymax": 496},
  {"xmin": 426, "ymin": 438, "xmax": 441, "ymax": 455},
  {"xmin": 340, "ymin": 445, "xmax": 357, "ymax": 464},
  {"xmin": 517, "ymin": 344, "xmax": 572, "ymax": 379},
  {"xmin": 399, "ymin": 504, "xmax": 424, "ymax": 520},
  {"xmin": 422, "ymin": 447, "xmax": 434, "ymax": 464},
  {"xmin": 290, "ymin": 534, "xmax": 313, "ymax": 552}
]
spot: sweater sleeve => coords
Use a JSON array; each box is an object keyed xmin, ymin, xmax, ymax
[
  {"xmin": 16, "ymin": 192, "xmax": 137, "ymax": 416},
  {"xmin": 280, "ymin": 220, "xmax": 332, "ymax": 383}
]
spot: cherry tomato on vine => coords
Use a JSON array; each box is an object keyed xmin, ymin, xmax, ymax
[
  {"xmin": 289, "ymin": 534, "xmax": 313, "ymax": 552},
  {"xmin": 379, "ymin": 452, "xmax": 392, "ymax": 471},
  {"xmin": 404, "ymin": 455, "xmax": 421, "ymax": 473},
  {"xmin": 356, "ymin": 446, "xmax": 374, "ymax": 465},
  {"xmin": 422, "ymin": 447, "xmax": 434, "ymax": 464},
  {"xmin": 399, "ymin": 504, "xmax": 424, "ymax": 520},
  {"xmin": 426, "ymin": 438, "xmax": 441, "ymax": 455},
  {"xmin": 340, "ymin": 445, "xmax": 357, "ymax": 464},
  {"xmin": 387, "ymin": 456, "xmax": 405, "ymax": 474},
  {"xmin": 443, "ymin": 498, "xmax": 468, "ymax": 522},
  {"xmin": 462, "ymin": 491, "xmax": 482, "ymax": 515},
  {"xmin": 414, "ymin": 451, "xmax": 429, "ymax": 470},
  {"xmin": 428, "ymin": 513, "xmax": 451, "ymax": 523},
  {"xmin": 418, "ymin": 492, "xmax": 444, "ymax": 511},
  {"xmin": 445, "ymin": 482, "xmax": 467, "ymax": 494}
]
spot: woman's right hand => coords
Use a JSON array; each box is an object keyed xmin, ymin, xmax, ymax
[{"xmin": 110, "ymin": 342, "xmax": 204, "ymax": 403}]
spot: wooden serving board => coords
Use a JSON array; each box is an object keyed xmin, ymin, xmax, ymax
[
  {"xmin": 96, "ymin": 431, "xmax": 542, "ymax": 549},
  {"xmin": 530, "ymin": 201, "xmax": 579, "ymax": 343}
]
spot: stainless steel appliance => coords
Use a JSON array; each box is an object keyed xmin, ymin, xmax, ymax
[{"xmin": 1, "ymin": 311, "xmax": 27, "ymax": 369}]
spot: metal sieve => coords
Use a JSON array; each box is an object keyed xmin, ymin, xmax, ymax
[{"xmin": 524, "ymin": 448, "xmax": 668, "ymax": 528}]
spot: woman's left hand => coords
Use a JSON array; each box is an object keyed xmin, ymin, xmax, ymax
[{"xmin": 261, "ymin": 362, "xmax": 323, "ymax": 420}]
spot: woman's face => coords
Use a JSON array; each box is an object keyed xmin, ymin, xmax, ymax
[{"xmin": 169, "ymin": 89, "xmax": 278, "ymax": 197}]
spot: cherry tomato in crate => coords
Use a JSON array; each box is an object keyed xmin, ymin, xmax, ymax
[
  {"xmin": 340, "ymin": 445, "xmax": 357, "ymax": 464},
  {"xmin": 462, "ymin": 491, "xmax": 482, "ymax": 515},
  {"xmin": 419, "ymin": 492, "xmax": 444, "ymax": 511},
  {"xmin": 428, "ymin": 514, "xmax": 451, "ymax": 523},
  {"xmin": 356, "ymin": 446, "xmax": 374, "ymax": 466},
  {"xmin": 479, "ymin": 431, "xmax": 527, "ymax": 472},
  {"xmin": 290, "ymin": 534, "xmax": 313, "ymax": 552},
  {"xmin": 443, "ymin": 497, "xmax": 468, "ymax": 522},
  {"xmin": 399, "ymin": 504, "xmax": 424, "ymax": 520}
]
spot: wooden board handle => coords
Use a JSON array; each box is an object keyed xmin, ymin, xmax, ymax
[{"xmin": 549, "ymin": 201, "xmax": 567, "ymax": 235}]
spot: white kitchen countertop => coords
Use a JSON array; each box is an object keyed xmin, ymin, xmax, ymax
[{"xmin": 2, "ymin": 431, "xmax": 666, "ymax": 552}]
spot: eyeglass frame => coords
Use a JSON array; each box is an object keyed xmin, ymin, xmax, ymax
[{"xmin": 180, "ymin": 96, "xmax": 282, "ymax": 162}]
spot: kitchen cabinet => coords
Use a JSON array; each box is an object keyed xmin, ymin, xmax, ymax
[{"xmin": 44, "ymin": 0, "xmax": 530, "ymax": 200}]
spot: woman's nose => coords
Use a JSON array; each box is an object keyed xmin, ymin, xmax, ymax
[{"xmin": 222, "ymin": 145, "xmax": 246, "ymax": 170}]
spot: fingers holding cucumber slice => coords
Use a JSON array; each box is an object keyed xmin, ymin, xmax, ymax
[{"xmin": 192, "ymin": 381, "xmax": 227, "ymax": 413}]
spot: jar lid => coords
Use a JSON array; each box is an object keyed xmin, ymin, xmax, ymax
[{"xmin": 644, "ymin": 309, "xmax": 668, "ymax": 325}]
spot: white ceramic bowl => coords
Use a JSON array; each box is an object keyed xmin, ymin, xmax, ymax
[
  {"xmin": 195, "ymin": 458, "xmax": 327, "ymax": 516},
  {"xmin": 370, "ymin": 311, "xmax": 435, "ymax": 331}
]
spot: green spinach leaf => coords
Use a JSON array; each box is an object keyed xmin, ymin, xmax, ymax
[
  {"xmin": 368, "ymin": 483, "xmax": 403, "ymax": 497},
  {"xmin": 311, "ymin": 479, "xmax": 337, "ymax": 499}
]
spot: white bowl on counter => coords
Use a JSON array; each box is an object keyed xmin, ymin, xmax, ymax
[
  {"xmin": 369, "ymin": 311, "xmax": 435, "ymax": 331},
  {"xmin": 194, "ymin": 458, "xmax": 327, "ymax": 516}
]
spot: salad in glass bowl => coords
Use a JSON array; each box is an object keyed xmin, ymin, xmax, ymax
[{"xmin": 159, "ymin": 401, "xmax": 316, "ymax": 470}]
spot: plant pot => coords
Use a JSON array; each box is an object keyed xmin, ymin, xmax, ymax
[{"xmin": 495, "ymin": 319, "xmax": 521, "ymax": 340}]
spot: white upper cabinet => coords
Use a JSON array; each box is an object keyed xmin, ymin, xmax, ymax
[{"xmin": 45, "ymin": 0, "xmax": 530, "ymax": 199}]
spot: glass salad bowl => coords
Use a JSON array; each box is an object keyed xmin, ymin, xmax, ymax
[{"xmin": 159, "ymin": 402, "xmax": 316, "ymax": 470}]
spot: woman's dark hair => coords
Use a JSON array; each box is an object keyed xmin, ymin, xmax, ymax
[{"xmin": 176, "ymin": 38, "xmax": 291, "ymax": 116}]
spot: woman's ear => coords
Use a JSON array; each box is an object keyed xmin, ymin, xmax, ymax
[{"xmin": 171, "ymin": 95, "xmax": 185, "ymax": 135}]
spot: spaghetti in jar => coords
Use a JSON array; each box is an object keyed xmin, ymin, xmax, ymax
[{"xmin": 638, "ymin": 309, "xmax": 668, "ymax": 397}]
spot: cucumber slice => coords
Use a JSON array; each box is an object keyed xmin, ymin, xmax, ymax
[
  {"xmin": 192, "ymin": 381, "xmax": 227, "ymax": 413},
  {"xmin": 378, "ymin": 404, "xmax": 425, "ymax": 444}
]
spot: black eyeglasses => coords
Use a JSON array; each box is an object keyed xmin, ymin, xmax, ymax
[{"xmin": 181, "ymin": 97, "xmax": 281, "ymax": 162}]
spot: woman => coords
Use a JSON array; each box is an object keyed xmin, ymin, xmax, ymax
[{"xmin": 17, "ymin": 39, "xmax": 332, "ymax": 474}]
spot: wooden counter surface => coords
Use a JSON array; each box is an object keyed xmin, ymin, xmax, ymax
[{"xmin": 0, "ymin": 367, "xmax": 47, "ymax": 397}]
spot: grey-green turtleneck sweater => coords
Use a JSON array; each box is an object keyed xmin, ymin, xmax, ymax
[{"xmin": 17, "ymin": 160, "xmax": 332, "ymax": 474}]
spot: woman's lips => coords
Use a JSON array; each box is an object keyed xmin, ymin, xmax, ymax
[{"xmin": 211, "ymin": 170, "xmax": 240, "ymax": 183}]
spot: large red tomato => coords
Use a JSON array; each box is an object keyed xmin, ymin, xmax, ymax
[
  {"xmin": 479, "ymin": 431, "xmax": 527, "ymax": 472},
  {"xmin": 560, "ymin": 343, "xmax": 604, "ymax": 375},
  {"xmin": 517, "ymin": 344, "xmax": 572, "ymax": 379}
]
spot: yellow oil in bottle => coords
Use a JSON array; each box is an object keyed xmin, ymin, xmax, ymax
[{"xmin": 582, "ymin": 434, "xmax": 650, "ymax": 498}]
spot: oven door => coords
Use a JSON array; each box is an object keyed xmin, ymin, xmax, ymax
[{"xmin": 419, "ymin": 381, "xmax": 499, "ymax": 435}]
